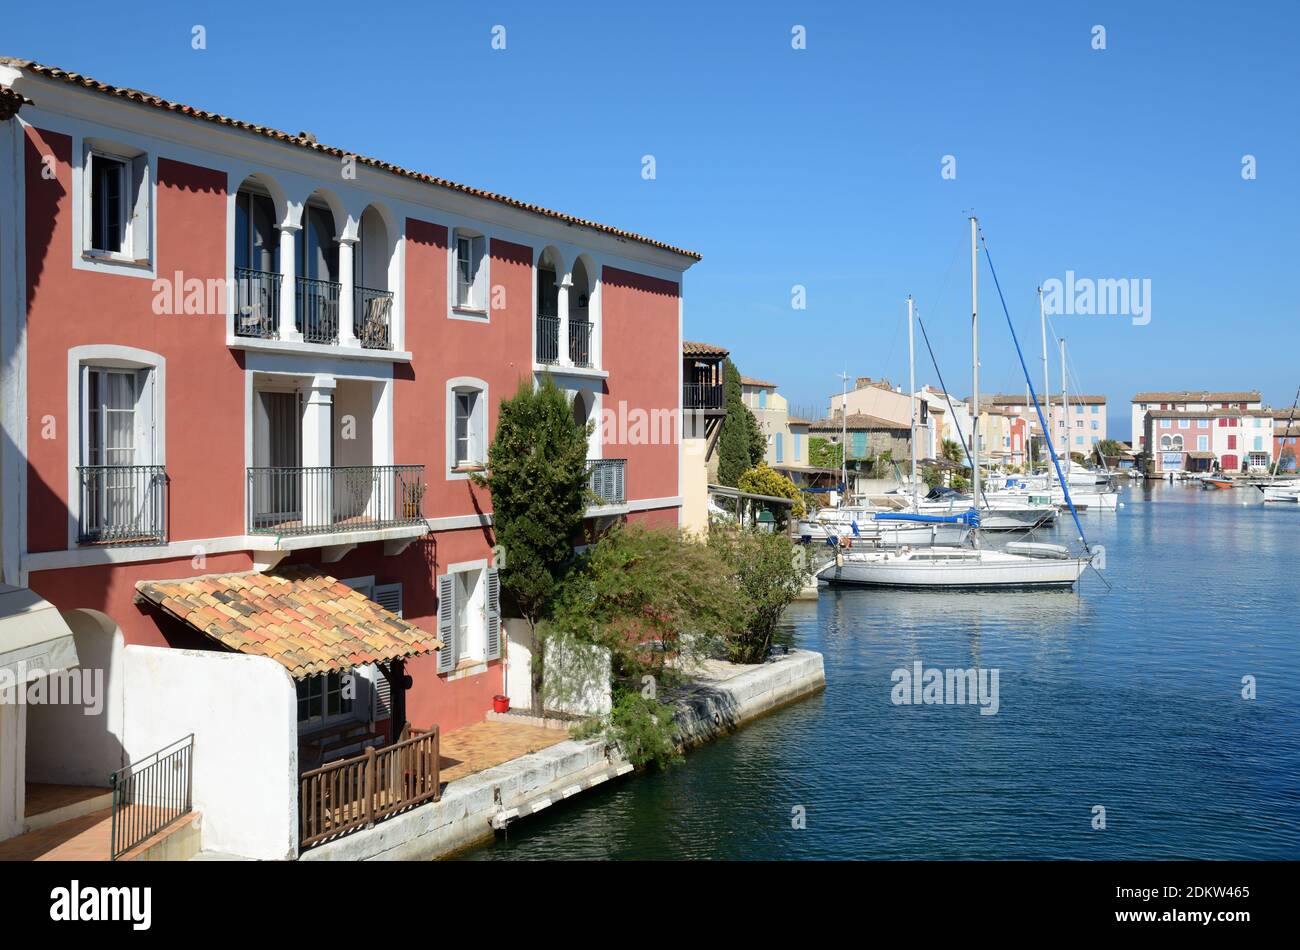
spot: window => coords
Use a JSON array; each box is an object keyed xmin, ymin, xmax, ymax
[
  {"xmin": 235, "ymin": 189, "xmax": 278, "ymax": 273},
  {"xmin": 1197, "ymin": 418, "xmax": 1209, "ymax": 429},
  {"xmin": 1139, "ymin": 403, "xmax": 1147, "ymax": 411},
  {"xmin": 436, "ymin": 566, "xmax": 501, "ymax": 672},
  {"xmin": 453, "ymin": 230, "xmax": 487, "ymax": 313},
  {"xmin": 1091, "ymin": 436, "xmax": 1099, "ymax": 445},
  {"xmin": 794, "ymin": 433, "xmax": 802, "ymax": 460},
  {"xmin": 1090, "ymin": 405, "xmax": 1099, "ymax": 414},
  {"xmin": 1091, "ymin": 420, "xmax": 1099, "ymax": 430},
  {"xmin": 1177, "ymin": 419, "xmax": 1189, "ymax": 429},
  {"xmin": 1075, "ymin": 419, "xmax": 1083, "ymax": 428},
  {"xmin": 1198, "ymin": 435, "xmax": 1209, "ymax": 451},
  {"xmin": 1227, "ymin": 435, "xmax": 1237, "ymax": 450},
  {"xmin": 775, "ymin": 433, "xmax": 784, "ymax": 463},
  {"xmin": 1075, "ymin": 435, "xmax": 1084, "ymax": 445},
  {"xmin": 758, "ymin": 389, "xmax": 768, "ymax": 409},
  {"xmin": 1160, "ymin": 419, "xmax": 1172, "ymax": 429},
  {"xmin": 447, "ymin": 379, "xmax": 488, "ymax": 477},
  {"xmin": 296, "ymin": 672, "xmax": 353, "ymax": 725},
  {"xmin": 1160, "ymin": 434, "xmax": 1172, "ymax": 450},
  {"xmin": 83, "ymin": 144, "xmax": 150, "ymax": 263}
]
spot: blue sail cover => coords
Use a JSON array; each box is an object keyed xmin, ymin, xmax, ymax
[{"xmin": 874, "ymin": 508, "xmax": 980, "ymax": 527}]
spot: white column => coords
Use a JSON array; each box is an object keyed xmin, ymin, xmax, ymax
[
  {"xmin": 337, "ymin": 236, "xmax": 358, "ymax": 347},
  {"xmin": 0, "ymin": 699, "xmax": 24, "ymax": 842},
  {"xmin": 557, "ymin": 272, "xmax": 573, "ymax": 367},
  {"xmin": 278, "ymin": 224, "xmax": 301, "ymax": 342},
  {"xmin": 299, "ymin": 375, "xmax": 336, "ymax": 530}
]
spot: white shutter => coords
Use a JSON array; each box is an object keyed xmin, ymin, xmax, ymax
[
  {"xmin": 437, "ymin": 573, "xmax": 456, "ymax": 673},
  {"xmin": 485, "ymin": 568, "xmax": 501, "ymax": 661},
  {"xmin": 129, "ymin": 154, "xmax": 150, "ymax": 260},
  {"xmin": 372, "ymin": 583, "xmax": 403, "ymax": 717}
]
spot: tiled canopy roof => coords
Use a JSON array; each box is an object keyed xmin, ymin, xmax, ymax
[
  {"xmin": 682, "ymin": 340, "xmax": 729, "ymax": 357},
  {"xmin": 1132, "ymin": 390, "xmax": 1261, "ymax": 403},
  {"xmin": 810, "ymin": 413, "xmax": 906, "ymax": 431},
  {"xmin": 135, "ymin": 568, "xmax": 441, "ymax": 679},
  {"xmin": 0, "ymin": 57, "xmax": 701, "ymax": 262}
]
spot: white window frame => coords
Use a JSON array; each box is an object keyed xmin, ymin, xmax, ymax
[
  {"xmin": 445, "ymin": 377, "xmax": 489, "ymax": 480},
  {"xmin": 66, "ymin": 345, "xmax": 166, "ymax": 550},
  {"xmin": 449, "ymin": 228, "xmax": 489, "ymax": 319},
  {"xmin": 79, "ymin": 139, "xmax": 152, "ymax": 270},
  {"xmin": 296, "ymin": 671, "xmax": 355, "ymax": 729}
]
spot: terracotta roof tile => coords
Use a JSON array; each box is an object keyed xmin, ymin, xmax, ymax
[
  {"xmin": 1, "ymin": 57, "xmax": 700, "ymax": 263},
  {"xmin": 682, "ymin": 340, "xmax": 729, "ymax": 357},
  {"xmin": 135, "ymin": 567, "xmax": 442, "ymax": 679}
]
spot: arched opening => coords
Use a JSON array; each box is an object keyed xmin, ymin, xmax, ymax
[
  {"xmin": 234, "ymin": 175, "xmax": 283, "ymax": 338},
  {"xmin": 355, "ymin": 205, "xmax": 394, "ymax": 349},
  {"xmin": 535, "ymin": 248, "xmax": 562, "ymax": 364},
  {"xmin": 297, "ymin": 190, "xmax": 342, "ymax": 345},
  {"xmin": 569, "ymin": 256, "xmax": 594, "ymax": 367}
]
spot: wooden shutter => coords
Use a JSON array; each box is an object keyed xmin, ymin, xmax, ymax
[
  {"xmin": 485, "ymin": 568, "xmax": 501, "ymax": 661},
  {"xmin": 437, "ymin": 573, "xmax": 456, "ymax": 673}
]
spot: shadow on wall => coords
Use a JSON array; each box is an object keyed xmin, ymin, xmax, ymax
[{"xmin": 24, "ymin": 608, "xmax": 128, "ymax": 787}]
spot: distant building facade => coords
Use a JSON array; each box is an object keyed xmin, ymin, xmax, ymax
[{"xmin": 1130, "ymin": 391, "xmax": 1261, "ymax": 453}]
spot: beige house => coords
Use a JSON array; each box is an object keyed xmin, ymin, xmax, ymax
[
  {"xmin": 982, "ymin": 393, "xmax": 1108, "ymax": 459},
  {"xmin": 740, "ymin": 377, "xmax": 819, "ymax": 485},
  {"xmin": 827, "ymin": 377, "xmax": 913, "ymax": 428}
]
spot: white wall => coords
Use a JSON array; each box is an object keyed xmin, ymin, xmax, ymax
[
  {"xmin": 122, "ymin": 645, "xmax": 299, "ymax": 860},
  {"xmin": 543, "ymin": 638, "xmax": 611, "ymax": 717},
  {"xmin": 505, "ymin": 620, "xmax": 533, "ymax": 712},
  {"xmin": 0, "ymin": 699, "xmax": 22, "ymax": 840}
]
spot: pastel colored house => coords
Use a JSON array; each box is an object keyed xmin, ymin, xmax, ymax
[
  {"xmin": 1130, "ymin": 391, "xmax": 1261, "ymax": 454},
  {"xmin": 983, "ymin": 393, "xmax": 1108, "ymax": 459},
  {"xmin": 0, "ymin": 58, "xmax": 696, "ymax": 857},
  {"xmin": 1142, "ymin": 408, "xmax": 1274, "ymax": 475}
]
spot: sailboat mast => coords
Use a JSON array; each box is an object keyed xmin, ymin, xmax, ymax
[
  {"xmin": 839, "ymin": 370, "xmax": 849, "ymax": 505},
  {"xmin": 908, "ymin": 295, "xmax": 918, "ymax": 510},
  {"xmin": 970, "ymin": 215, "xmax": 981, "ymax": 508},
  {"xmin": 1039, "ymin": 286, "xmax": 1052, "ymax": 491},
  {"xmin": 1060, "ymin": 337, "xmax": 1068, "ymax": 465}
]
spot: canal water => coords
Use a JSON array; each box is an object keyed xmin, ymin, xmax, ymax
[{"xmin": 459, "ymin": 482, "xmax": 1300, "ymax": 860}]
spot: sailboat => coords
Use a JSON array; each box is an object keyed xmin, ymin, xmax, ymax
[
  {"xmin": 1258, "ymin": 387, "xmax": 1300, "ymax": 503},
  {"xmin": 819, "ymin": 217, "xmax": 1102, "ymax": 590}
]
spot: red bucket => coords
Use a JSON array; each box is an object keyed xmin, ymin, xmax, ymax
[{"xmin": 492, "ymin": 694, "xmax": 510, "ymax": 714}]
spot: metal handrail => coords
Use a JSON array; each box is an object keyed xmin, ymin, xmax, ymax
[
  {"xmin": 109, "ymin": 734, "xmax": 194, "ymax": 860},
  {"xmin": 235, "ymin": 266, "xmax": 281, "ymax": 338},
  {"xmin": 77, "ymin": 464, "xmax": 167, "ymax": 545},
  {"xmin": 569, "ymin": 320, "xmax": 593, "ymax": 368},
  {"xmin": 296, "ymin": 276, "xmax": 341, "ymax": 345},
  {"xmin": 536, "ymin": 315, "xmax": 560, "ymax": 364},
  {"xmin": 247, "ymin": 464, "xmax": 426, "ymax": 536}
]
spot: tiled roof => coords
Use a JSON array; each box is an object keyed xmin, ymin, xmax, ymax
[
  {"xmin": 1, "ymin": 57, "xmax": 701, "ymax": 263},
  {"xmin": 786, "ymin": 416, "xmax": 812, "ymax": 426},
  {"xmin": 682, "ymin": 340, "xmax": 729, "ymax": 357},
  {"xmin": 741, "ymin": 375, "xmax": 777, "ymax": 389},
  {"xmin": 982, "ymin": 393, "xmax": 1106, "ymax": 407},
  {"xmin": 134, "ymin": 568, "xmax": 442, "ymax": 679},
  {"xmin": 809, "ymin": 413, "xmax": 907, "ymax": 431},
  {"xmin": 1131, "ymin": 390, "xmax": 1261, "ymax": 403},
  {"xmin": 1144, "ymin": 408, "xmax": 1275, "ymax": 420}
]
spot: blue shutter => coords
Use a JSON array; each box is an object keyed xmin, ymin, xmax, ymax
[
  {"xmin": 775, "ymin": 433, "xmax": 784, "ymax": 463},
  {"xmin": 437, "ymin": 573, "xmax": 456, "ymax": 673},
  {"xmin": 485, "ymin": 568, "xmax": 501, "ymax": 661}
]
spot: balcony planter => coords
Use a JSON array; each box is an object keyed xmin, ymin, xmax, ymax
[{"xmin": 492, "ymin": 695, "xmax": 510, "ymax": 714}]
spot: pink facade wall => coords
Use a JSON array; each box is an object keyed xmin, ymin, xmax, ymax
[
  {"xmin": 24, "ymin": 128, "xmax": 244, "ymax": 552},
  {"xmin": 601, "ymin": 267, "xmax": 679, "ymax": 502}
]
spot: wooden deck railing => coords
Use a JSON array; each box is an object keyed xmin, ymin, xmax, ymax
[{"xmin": 299, "ymin": 724, "xmax": 440, "ymax": 849}]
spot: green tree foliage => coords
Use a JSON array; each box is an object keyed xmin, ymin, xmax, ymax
[
  {"xmin": 738, "ymin": 462, "xmax": 806, "ymax": 520},
  {"xmin": 474, "ymin": 374, "xmax": 590, "ymax": 713},
  {"xmin": 718, "ymin": 359, "xmax": 766, "ymax": 486},
  {"xmin": 809, "ymin": 436, "xmax": 842, "ymax": 469},
  {"xmin": 941, "ymin": 438, "xmax": 965, "ymax": 464},
  {"xmin": 707, "ymin": 527, "xmax": 810, "ymax": 664},
  {"xmin": 1095, "ymin": 438, "xmax": 1124, "ymax": 461}
]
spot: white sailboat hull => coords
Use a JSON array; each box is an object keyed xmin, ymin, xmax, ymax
[{"xmin": 818, "ymin": 549, "xmax": 1090, "ymax": 589}]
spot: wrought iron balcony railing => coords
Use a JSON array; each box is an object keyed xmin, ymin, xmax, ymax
[
  {"xmin": 536, "ymin": 315, "xmax": 560, "ymax": 364},
  {"xmin": 569, "ymin": 320, "xmax": 593, "ymax": 368},
  {"xmin": 296, "ymin": 276, "xmax": 341, "ymax": 345},
  {"xmin": 77, "ymin": 465, "xmax": 168, "ymax": 545},
  {"xmin": 354, "ymin": 286, "xmax": 394, "ymax": 350},
  {"xmin": 235, "ymin": 266, "xmax": 281, "ymax": 339},
  {"xmin": 586, "ymin": 458, "xmax": 626, "ymax": 507},
  {"xmin": 247, "ymin": 465, "xmax": 426, "ymax": 537},
  {"xmin": 683, "ymin": 382, "xmax": 725, "ymax": 411}
]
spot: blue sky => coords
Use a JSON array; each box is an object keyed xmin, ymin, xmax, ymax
[{"xmin": 8, "ymin": 1, "xmax": 1298, "ymax": 438}]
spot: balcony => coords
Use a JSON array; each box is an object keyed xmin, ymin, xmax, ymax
[
  {"xmin": 354, "ymin": 286, "xmax": 393, "ymax": 350},
  {"xmin": 247, "ymin": 465, "xmax": 426, "ymax": 537},
  {"xmin": 683, "ymin": 382, "xmax": 725, "ymax": 412},
  {"xmin": 586, "ymin": 458, "xmax": 626, "ymax": 507},
  {"xmin": 235, "ymin": 267, "xmax": 281, "ymax": 339},
  {"xmin": 569, "ymin": 321, "xmax": 593, "ymax": 368},
  {"xmin": 536, "ymin": 315, "xmax": 560, "ymax": 365},
  {"xmin": 296, "ymin": 277, "xmax": 341, "ymax": 346},
  {"xmin": 77, "ymin": 465, "xmax": 167, "ymax": 545}
]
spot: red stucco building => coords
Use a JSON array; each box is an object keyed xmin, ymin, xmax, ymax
[{"xmin": 0, "ymin": 58, "xmax": 696, "ymax": 850}]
